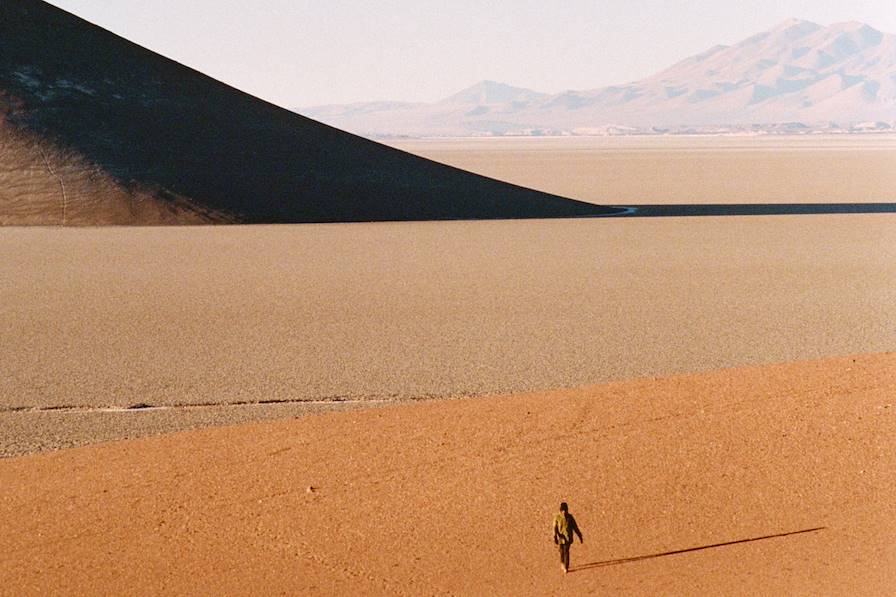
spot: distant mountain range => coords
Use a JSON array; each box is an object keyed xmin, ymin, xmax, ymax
[{"xmin": 300, "ymin": 19, "xmax": 896, "ymax": 137}]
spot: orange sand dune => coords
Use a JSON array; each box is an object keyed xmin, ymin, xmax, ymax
[{"xmin": 1, "ymin": 354, "xmax": 893, "ymax": 595}]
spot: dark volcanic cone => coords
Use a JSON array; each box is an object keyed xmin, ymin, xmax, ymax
[{"xmin": 0, "ymin": 0, "xmax": 619, "ymax": 225}]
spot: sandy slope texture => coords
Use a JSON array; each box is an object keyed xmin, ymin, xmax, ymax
[
  {"xmin": 389, "ymin": 135, "xmax": 896, "ymax": 205},
  {"xmin": 3, "ymin": 214, "xmax": 896, "ymax": 454},
  {"xmin": 0, "ymin": 127, "xmax": 230, "ymax": 225},
  {"xmin": 1, "ymin": 354, "xmax": 893, "ymax": 595}
]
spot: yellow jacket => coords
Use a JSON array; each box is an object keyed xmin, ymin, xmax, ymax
[{"xmin": 553, "ymin": 512, "xmax": 582, "ymax": 545}]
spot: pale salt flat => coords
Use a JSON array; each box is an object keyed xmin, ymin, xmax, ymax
[{"xmin": 389, "ymin": 134, "xmax": 896, "ymax": 205}]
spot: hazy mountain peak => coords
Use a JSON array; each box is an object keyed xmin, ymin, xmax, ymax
[
  {"xmin": 826, "ymin": 21, "xmax": 885, "ymax": 48},
  {"xmin": 829, "ymin": 20, "xmax": 877, "ymax": 32},
  {"xmin": 772, "ymin": 18, "xmax": 821, "ymax": 31},
  {"xmin": 444, "ymin": 80, "xmax": 546, "ymax": 105},
  {"xmin": 738, "ymin": 18, "xmax": 821, "ymax": 48}
]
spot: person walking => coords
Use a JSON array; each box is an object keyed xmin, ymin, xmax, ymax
[{"xmin": 552, "ymin": 502, "xmax": 583, "ymax": 573}]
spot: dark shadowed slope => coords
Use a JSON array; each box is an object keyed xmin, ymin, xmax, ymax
[{"xmin": 0, "ymin": 1, "xmax": 619, "ymax": 225}]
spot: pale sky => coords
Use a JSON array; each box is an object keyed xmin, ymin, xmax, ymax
[{"xmin": 47, "ymin": 0, "xmax": 896, "ymax": 108}]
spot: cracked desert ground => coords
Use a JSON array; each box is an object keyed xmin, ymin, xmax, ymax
[{"xmin": 2, "ymin": 136, "xmax": 894, "ymax": 595}]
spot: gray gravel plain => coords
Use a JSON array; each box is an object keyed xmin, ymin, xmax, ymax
[{"xmin": 2, "ymin": 213, "xmax": 895, "ymax": 456}]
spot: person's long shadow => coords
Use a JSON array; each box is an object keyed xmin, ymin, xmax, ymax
[{"xmin": 571, "ymin": 526, "xmax": 826, "ymax": 573}]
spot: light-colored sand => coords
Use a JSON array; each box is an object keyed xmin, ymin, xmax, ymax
[
  {"xmin": 3, "ymin": 213, "xmax": 895, "ymax": 454},
  {"xmin": 2, "ymin": 354, "xmax": 893, "ymax": 595},
  {"xmin": 388, "ymin": 135, "xmax": 896, "ymax": 205}
]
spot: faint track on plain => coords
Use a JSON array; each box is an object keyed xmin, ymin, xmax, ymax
[{"xmin": 0, "ymin": 396, "xmax": 406, "ymax": 414}]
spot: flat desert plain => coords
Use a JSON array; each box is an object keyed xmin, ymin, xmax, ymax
[
  {"xmin": 1, "ymin": 135, "xmax": 895, "ymax": 594},
  {"xmin": 389, "ymin": 134, "xmax": 896, "ymax": 205}
]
